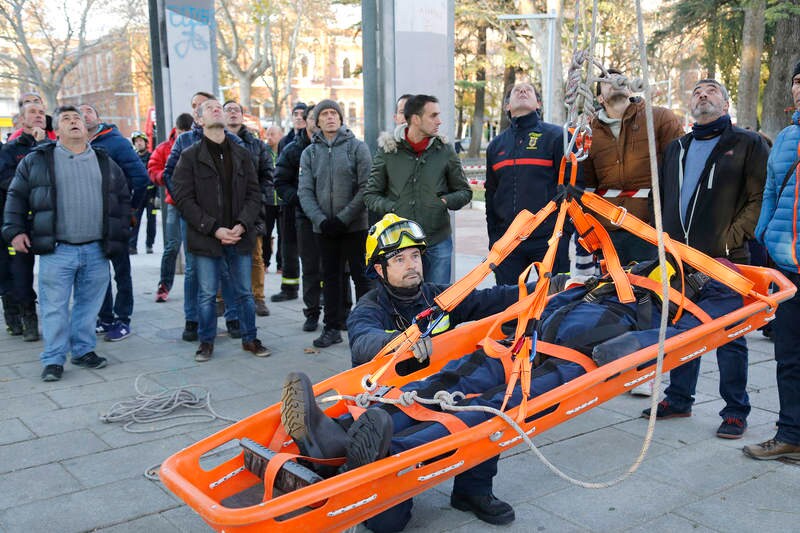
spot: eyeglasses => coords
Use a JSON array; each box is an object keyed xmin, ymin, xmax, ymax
[
  {"xmin": 374, "ymin": 220, "xmax": 426, "ymax": 252},
  {"xmin": 223, "ymin": 105, "xmax": 242, "ymax": 113}
]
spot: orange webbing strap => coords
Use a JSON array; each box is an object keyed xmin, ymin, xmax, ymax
[
  {"xmin": 382, "ymin": 388, "xmax": 469, "ymax": 434},
  {"xmin": 536, "ymin": 341, "xmax": 598, "ymax": 372},
  {"xmin": 567, "ymin": 203, "xmax": 635, "ymax": 303},
  {"xmin": 434, "ymin": 204, "xmax": 557, "ymax": 310},
  {"xmin": 268, "ymin": 423, "xmax": 294, "ymax": 452},
  {"xmin": 262, "ymin": 452, "xmax": 345, "ymax": 501},
  {"xmin": 577, "ymin": 189, "xmax": 757, "ymax": 297},
  {"xmin": 627, "ymin": 273, "xmax": 713, "ymax": 324},
  {"xmin": 368, "ymin": 323, "xmax": 423, "ymax": 386}
]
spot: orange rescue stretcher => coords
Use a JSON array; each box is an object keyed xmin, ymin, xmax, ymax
[{"xmin": 160, "ymin": 154, "xmax": 796, "ymax": 532}]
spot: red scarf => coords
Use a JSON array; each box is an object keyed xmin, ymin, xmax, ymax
[{"xmin": 405, "ymin": 131, "xmax": 430, "ymax": 156}]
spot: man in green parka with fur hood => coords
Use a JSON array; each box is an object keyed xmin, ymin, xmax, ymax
[{"xmin": 364, "ymin": 94, "xmax": 472, "ymax": 285}]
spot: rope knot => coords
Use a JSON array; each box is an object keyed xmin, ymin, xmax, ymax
[
  {"xmin": 354, "ymin": 393, "xmax": 372, "ymax": 409},
  {"xmin": 398, "ymin": 391, "xmax": 417, "ymax": 407}
]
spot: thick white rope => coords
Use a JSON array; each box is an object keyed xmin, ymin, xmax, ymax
[{"xmin": 100, "ymin": 373, "xmax": 239, "ymax": 480}]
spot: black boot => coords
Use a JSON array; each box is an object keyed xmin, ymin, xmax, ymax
[
  {"xmin": 271, "ymin": 287, "xmax": 299, "ymax": 302},
  {"xmin": 20, "ymin": 302, "xmax": 39, "ymax": 342},
  {"xmin": 280, "ymin": 372, "xmax": 349, "ymax": 477},
  {"xmin": 2, "ymin": 295, "xmax": 22, "ymax": 336},
  {"xmin": 342, "ymin": 408, "xmax": 393, "ymax": 473},
  {"xmin": 450, "ymin": 492, "xmax": 515, "ymax": 525}
]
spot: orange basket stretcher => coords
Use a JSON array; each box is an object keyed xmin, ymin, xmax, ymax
[{"xmin": 160, "ymin": 179, "xmax": 797, "ymax": 532}]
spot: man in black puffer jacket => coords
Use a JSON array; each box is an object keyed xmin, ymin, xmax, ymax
[{"xmin": 2, "ymin": 106, "xmax": 131, "ymax": 382}]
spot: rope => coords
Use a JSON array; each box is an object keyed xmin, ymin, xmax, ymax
[{"xmin": 100, "ymin": 373, "xmax": 239, "ymax": 480}]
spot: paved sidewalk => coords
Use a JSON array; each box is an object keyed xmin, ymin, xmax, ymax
[{"xmin": 0, "ymin": 207, "xmax": 797, "ymax": 532}]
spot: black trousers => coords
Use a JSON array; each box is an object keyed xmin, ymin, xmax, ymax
[
  {"xmin": 296, "ymin": 214, "xmax": 322, "ymax": 318},
  {"xmin": 318, "ymin": 231, "xmax": 370, "ymax": 330},
  {"xmin": 0, "ymin": 243, "xmax": 36, "ymax": 304},
  {"xmin": 279, "ymin": 205, "xmax": 300, "ymax": 291},
  {"xmin": 262, "ymin": 205, "xmax": 281, "ymax": 270}
]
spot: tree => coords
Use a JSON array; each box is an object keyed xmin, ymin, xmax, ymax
[
  {"xmin": 761, "ymin": 5, "xmax": 800, "ymax": 139},
  {"xmin": 0, "ymin": 0, "xmax": 101, "ymax": 109},
  {"xmin": 216, "ymin": 0, "xmax": 271, "ymax": 110},
  {"xmin": 467, "ymin": 21, "xmax": 488, "ymax": 158},
  {"xmin": 737, "ymin": 0, "xmax": 766, "ymax": 129}
]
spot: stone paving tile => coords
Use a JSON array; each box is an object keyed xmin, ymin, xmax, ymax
[
  {"xmin": 0, "ymin": 429, "xmax": 108, "ymax": 474},
  {"xmin": 161, "ymin": 505, "xmax": 214, "ymax": 532},
  {"xmin": 94, "ymin": 513, "xmax": 182, "ymax": 532},
  {"xmin": 62, "ymin": 434, "xmax": 195, "ymax": 488},
  {"xmin": 0, "ymin": 393, "xmax": 58, "ymax": 422},
  {"xmin": 0, "ymin": 463, "xmax": 82, "ymax": 510},
  {"xmin": 44, "ymin": 376, "xmax": 158, "ymax": 409},
  {"xmin": 624, "ymin": 513, "xmax": 721, "ymax": 533},
  {"xmin": 19, "ymin": 401, "xmax": 110, "ymax": 438},
  {"xmin": 0, "ymin": 478, "xmax": 177, "ymax": 533},
  {"xmin": 676, "ymin": 468, "xmax": 800, "ymax": 532},
  {"xmin": 0, "ymin": 367, "xmax": 104, "ymax": 398},
  {"xmin": 0, "ymin": 418, "xmax": 34, "ymax": 446}
]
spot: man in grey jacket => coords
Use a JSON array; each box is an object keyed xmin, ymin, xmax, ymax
[{"xmin": 298, "ymin": 100, "xmax": 372, "ymax": 348}]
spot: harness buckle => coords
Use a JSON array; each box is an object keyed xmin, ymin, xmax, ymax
[{"xmin": 609, "ymin": 206, "xmax": 628, "ymax": 227}]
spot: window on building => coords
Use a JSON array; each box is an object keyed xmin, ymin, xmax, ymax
[
  {"xmin": 342, "ymin": 57, "xmax": 350, "ymax": 79},
  {"xmin": 106, "ymin": 52, "xmax": 113, "ymax": 85},
  {"xmin": 348, "ymin": 102, "xmax": 357, "ymax": 123},
  {"xmin": 300, "ymin": 55, "xmax": 308, "ymax": 78}
]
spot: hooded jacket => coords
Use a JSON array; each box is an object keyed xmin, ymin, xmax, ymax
[
  {"xmin": 364, "ymin": 125, "xmax": 472, "ymax": 246},
  {"xmin": 755, "ymin": 110, "xmax": 800, "ymax": 273},
  {"xmin": 274, "ymin": 129, "xmax": 311, "ymax": 209},
  {"xmin": 298, "ymin": 127, "xmax": 372, "ymax": 233},
  {"xmin": 659, "ymin": 121, "xmax": 769, "ymax": 263},
  {"xmin": 2, "ymin": 143, "xmax": 131, "ymax": 256},
  {"xmin": 147, "ymin": 128, "xmax": 177, "ymax": 204},
  {"xmin": 90, "ymin": 123, "xmax": 149, "ymax": 210},
  {"xmin": 0, "ymin": 132, "xmax": 49, "ymax": 211}
]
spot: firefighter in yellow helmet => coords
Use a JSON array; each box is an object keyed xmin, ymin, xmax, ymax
[{"xmin": 341, "ymin": 213, "xmax": 523, "ymax": 529}]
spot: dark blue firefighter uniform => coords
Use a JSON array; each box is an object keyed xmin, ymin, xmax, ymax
[{"xmin": 349, "ymin": 274, "xmax": 742, "ymax": 532}]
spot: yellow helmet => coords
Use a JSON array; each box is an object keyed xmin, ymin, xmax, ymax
[{"xmin": 365, "ymin": 214, "xmax": 427, "ymax": 266}]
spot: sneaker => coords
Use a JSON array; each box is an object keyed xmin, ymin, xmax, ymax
[
  {"xmin": 41, "ymin": 364, "xmax": 63, "ymax": 382},
  {"xmin": 743, "ymin": 438, "xmax": 800, "ymax": 460},
  {"xmin": 342, "ymin": 409, "xmax": 393, "ymax": 472},
  {"xmin": 271, "ymin": 289, "xmax": 298, "ymax": 302},
  {"xmin": 95, "ymin": 320, "xmax": 114, "ymax": 334},
  {"xmin": 195, "ymin": 342, "xmax": 214, "ymax": 362},
  {"xmin": 104, "ymin": 321, "xmax": 131, "ymax": 342},
  {"xmin": 182, "ymin": 320, "xmax": 199, "ymax": 342},
  {"xmin": 155, "ymin": 283, "xmax": 169, "ymax": 303},
  {"xmin": 717, "ymin": 417, "xmax": 747, "ymax": 439},
  {"xmin": 313, "ymin": 328, "xmax": 342, "ymax": 348},
  {"xmin": 71, "ymin": 351, "xmax": 107, "ymax": 369},
  {"xmin": 630, "ymin": 381, "xmax": 654, "ymax": 397},
  {"xmin": 254, "ymin": 299, "xmax": 270, "ymax": 317},
  {"xmin": 146, "ymin": 246, "xmax": 153, "ymax": 254},
  {"xmin": 242, "ymin": 339, "xmax": 271, "ymax": 357},
  {"xmin": 451, "ymin": 492, "xmax": 516, "ymax": 526},
  {"xmin": 303, "ymin": 316, "xmax": 319, "ymax": 332},
  {"xmin": 226, "ymin": 320, "xmax": 242, "ymax": 339},
  {"xmin": 641, "ymin": 400, "xmax": 691, "ymax": 419}
]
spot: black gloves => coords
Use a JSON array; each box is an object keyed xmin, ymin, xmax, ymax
[{"xmin": 320, "ymin": 217, "xmax": 347, "ymax": 237}]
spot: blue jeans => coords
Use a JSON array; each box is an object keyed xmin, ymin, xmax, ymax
[
  {"xmin": 39, "ymin": 242, "xmax": 109, "ymax": 366},
  {"xmin": 180, "ymin": 218, "xmax": 239, "ymax": 323},
  {"xmin": 98, "ymin": 250, "xmax": 133, "ymax": 324},
  {"xmin": 665, "ymin": 335, "xmax": 750, "ymax": 420},
  {"xmin": 775, "ymin": 271, "xmax": 800, "ymax": 445},
  {"xmin": 422, "ymin": 236, "xmax": 453, "ymax": 285},
  {"xmin": 194, "ymin": 247, "xmax": 256, "ymax": 343},
  {"xmin": 159, "ymin": 203, "xmax": 182, "ymax": 290}
]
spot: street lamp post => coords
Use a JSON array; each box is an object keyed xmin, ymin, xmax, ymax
[{"xmin": 114, "ymin": 92, "xmax": 141, "ymax": 130}]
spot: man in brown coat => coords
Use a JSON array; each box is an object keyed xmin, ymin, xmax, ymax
[{"xmin": 584, "ymin": 68, "xmax": 684, "ymax": 265}]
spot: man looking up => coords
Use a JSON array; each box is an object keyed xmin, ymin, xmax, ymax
[
  {"xmin": 2, "ymin": 106, "xmax": 131, "ymax": 381},
  {"xmin": 645, "ymin": 79, "xmax": 769, "ymax": 440},
  {"xmin": 485, "ymin": 82, "xmax": 575, "ymax": 283},
  {"xmin": 365, "ymin": 94, "xmax": 472, "ymax": 285},
  {"xmin": 171, "ymin": 99, "xmax": 269, "ymax": 361}
]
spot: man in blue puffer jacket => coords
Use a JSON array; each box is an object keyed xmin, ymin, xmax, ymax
[{"xmin": 744, "ymin": 61, "xmax": 800, "ymax": 461}]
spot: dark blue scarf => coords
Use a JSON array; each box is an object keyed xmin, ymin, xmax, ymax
[{"xmin": 692, "ymin": 114, "xmax": 731, "ymax": 139}]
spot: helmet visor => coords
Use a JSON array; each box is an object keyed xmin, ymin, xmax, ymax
[{"xmin": 376, "ymin": 220, "xmax": 426, "ymax": 253}]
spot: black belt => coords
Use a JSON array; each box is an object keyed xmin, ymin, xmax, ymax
[{"xmin": 57, "ymin": 239, "xmax": 101, "ymax": 246}]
